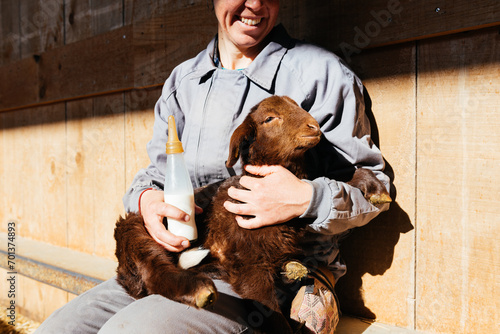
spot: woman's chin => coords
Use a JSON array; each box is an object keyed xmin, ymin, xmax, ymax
[{"xmin": 229, "ymin": 29, "xmax": 269, "ymax": 50}]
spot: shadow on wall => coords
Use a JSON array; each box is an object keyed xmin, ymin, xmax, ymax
[{"xmin": 334, "ymin": 88, "xmax": 414, "ymax": 319}]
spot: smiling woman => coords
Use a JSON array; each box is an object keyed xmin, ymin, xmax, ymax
[{"xmin": 35, "ymin": 0, "xmax": 390, "ymax": 333}]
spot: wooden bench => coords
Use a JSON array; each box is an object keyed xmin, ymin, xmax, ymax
[{"xmin": 0, "ymin": 233, "xmax": 116, "ymax": 295}]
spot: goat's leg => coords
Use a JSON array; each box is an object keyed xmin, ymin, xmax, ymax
[
  {"xmin": 141, "ymin": 261, "xmax": 217, "ymax": 309},
  {"xmin": 114, "ymin": 213, "xmax": 217, "ymax": 308},
  {"xmin": 228, "ymin": 267, "xmax": 280, "ymax": 313},
  {"xmin": 347, "ymin": 168, "xmax": 392, "ymax": 204},
  {"xmin": 228, "ymin": 268, "xmax": 293, "ymax": 333}
]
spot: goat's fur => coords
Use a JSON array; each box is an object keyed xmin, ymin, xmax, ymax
[{"xmin": 114, "ymin": 96, "xmax": 390, "ymax": 331}]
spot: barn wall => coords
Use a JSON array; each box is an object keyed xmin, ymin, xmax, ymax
[{"xmin": 0, "ymin": 0, "xmax": 498, "ymax": 331}]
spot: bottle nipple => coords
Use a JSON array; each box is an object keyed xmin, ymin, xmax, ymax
[{"xmin": 166, "ymin": 116, "xmax": 184, "ymax": 154}]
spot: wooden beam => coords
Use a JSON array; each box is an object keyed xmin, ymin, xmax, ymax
[
  {"xmin": 0, "ymin": 26, "xmax": 134, "ymax": 112},
  {"xmin": 1, "ymin": 0, "xmax": 498, "ymax": 113},
  {"xmin": 0, "ymin": 2, "xmax": 216, "ymax": 113},
  {"xmin": 281, "ymin": 0, "xmax": 500, "ymax": 61},
  {"xmin": 0, "ymin": 56, "xmax": 39, "ymax": 109},
  {"xmin": 340, "ymin": 0, "xmax": 498, "ymax": 44},
  {"xmin": 40, "ymin": 25, "xmax": 133, "ymax": 103}
]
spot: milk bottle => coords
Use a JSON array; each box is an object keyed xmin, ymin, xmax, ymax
[{"xmin": 164, "ymin": 116, "xmax": 197, "ymax": 241}]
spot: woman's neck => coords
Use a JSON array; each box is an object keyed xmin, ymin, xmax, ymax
[{"xmin": 217, "ymin": 35, "xmax": 263, "ymax": 70}]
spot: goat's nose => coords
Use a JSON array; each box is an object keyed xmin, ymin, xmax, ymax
[{"xmin": 307, "ymin": 123, "xmax": 319, "ymax": 131}]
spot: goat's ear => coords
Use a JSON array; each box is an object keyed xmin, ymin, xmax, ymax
[{"xmin": 226, "ymin": 120, "xmax": 255, "ymax": 168}]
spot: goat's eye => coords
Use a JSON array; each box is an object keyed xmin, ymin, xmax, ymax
[{"xmin": 264, "ymin": 116, "xmax": 275, "ymax": 124}]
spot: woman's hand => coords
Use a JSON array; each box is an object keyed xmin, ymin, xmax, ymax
[
  {"xmin": 140, "ymin": 189, "xmax": 201, "ymax": 252},
  {"xmin": 224, "ymin": 165, "xmax": 312, "ymax": 229}
]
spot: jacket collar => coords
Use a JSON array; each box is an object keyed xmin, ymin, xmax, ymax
[{"xmin": 192, "ymin": 24, "xmax": 295, "ymax": 91}]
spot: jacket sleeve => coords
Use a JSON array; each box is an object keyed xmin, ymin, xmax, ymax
[
  {"xmin": 300, "ymin": 59, "xmax": 390, "ymax": 235},
  {"xmin": 122, "ymin": 76, "xmax": 185, "ymax": 213}
]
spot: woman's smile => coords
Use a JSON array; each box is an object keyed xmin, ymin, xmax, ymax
[
  {"xmin": 238, "ymin": 16, "xmax": 262, "ymax": 26},
  {"xmin": 214, "ymin": 0, "xmax": 280, "ymax": 68}
]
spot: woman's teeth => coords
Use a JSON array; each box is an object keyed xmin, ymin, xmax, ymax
[{"xmin": 240, "ymin": 17, "xmax": 262, "ymax": 26}]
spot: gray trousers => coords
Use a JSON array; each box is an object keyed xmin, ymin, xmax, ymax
[{"xmin": 35, "ymin": 277, "xmax": 282, "ymax": 334}]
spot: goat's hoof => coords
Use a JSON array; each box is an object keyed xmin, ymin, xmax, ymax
[
  {"xmin": 195, "ymin": 286, "xmax": 217, "ymax": 308},
  {"xmin": 368, "ymin": 193, "xmax": 392, "ymax": 205},
  {"xmin": 283, "ymin": 261, "xmax": 309, "ymax": 281}
]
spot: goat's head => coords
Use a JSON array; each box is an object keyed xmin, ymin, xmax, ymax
[{"xmin": 227, "ymin": 96, "xmax": 321, "ymax": 174}]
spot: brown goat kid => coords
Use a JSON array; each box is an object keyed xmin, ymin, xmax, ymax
[{"xmin": 114, "ymin": 96, "xmax": 390, "ymax": 323}]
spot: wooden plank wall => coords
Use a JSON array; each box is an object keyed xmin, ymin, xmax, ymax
[
  {"xmin": 335, "ymin": 26, "xmax": 500, "ymax": 332},
  {"xmin": 415, "ymin": 28, "xmax": 499, "ymax": 333},
  {"xmin": 0, "ymin": 0, "xmax": 499, "ymax": 331},
  {"xmin": 335, "ymin": 42, "xmax": 418, "ymax": 328}
]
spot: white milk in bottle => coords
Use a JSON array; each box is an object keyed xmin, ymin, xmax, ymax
[{"xmin": 163, "ymin": 116, "xmax": 197, "ymax": 241}]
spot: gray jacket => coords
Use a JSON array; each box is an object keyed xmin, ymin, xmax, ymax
[{"xmin": 123, "ymin": 25, "xmax": 390, "ymax": 279}]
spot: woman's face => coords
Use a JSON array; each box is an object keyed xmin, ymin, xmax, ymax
[{"xmin": 214, "ymin": 0, "xmax": 280, "ymax": 52}]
